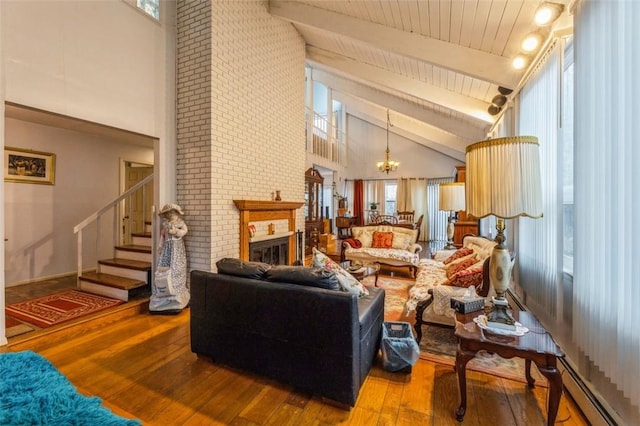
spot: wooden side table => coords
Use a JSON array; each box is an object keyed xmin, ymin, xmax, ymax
[{"xmin": 454, "ymin": 311, "xmax": 564, "ymax": 426}]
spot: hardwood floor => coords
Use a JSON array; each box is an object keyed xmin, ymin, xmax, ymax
[{"xmin": 3, "ymin": 299, "xmax": 589, "ymax": 425}]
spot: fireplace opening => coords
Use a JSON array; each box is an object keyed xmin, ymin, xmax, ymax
[{"xmin": 249, "ymin": 236, "xmax": 289, "ymax": 265}]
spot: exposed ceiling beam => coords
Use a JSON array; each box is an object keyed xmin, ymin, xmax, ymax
[
  {"xmin": 307, "ymin": 47, "xmax": 494, "ymax": 124},
  {"xmin": 311, "ymin": 68, "xmax": 488, "ymax": 141},
  {"xmin": 270, "ymin": 0, "xmax": 520, "ymax": 89}
]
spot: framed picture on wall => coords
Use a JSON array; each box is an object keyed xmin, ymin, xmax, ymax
[{"xmin": 4, "ymin": 147, "xmax": 56, "ymax": 185}]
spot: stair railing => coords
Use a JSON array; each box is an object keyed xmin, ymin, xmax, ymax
[{"xmin": 73, "ymin": 174, "xmax": 154, "ymax": 286}]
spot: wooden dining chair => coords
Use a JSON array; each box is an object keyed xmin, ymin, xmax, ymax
[
  {"xmin": 396, "ymin": 210, "xmax": 415, "ymax": 223},
  {"xmin": 414, "ymin": 214, "xmax": 424, "ymax": 240},
  {"xmin": 374, "ymin": 215, "xmax": 398, "ymax": 225}
]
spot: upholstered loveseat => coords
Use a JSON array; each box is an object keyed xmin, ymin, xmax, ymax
[
  {"xmin": 190, "ymin": 258, "xmax": 385, "ymax": 407},
  {"xmin": 341, "ymin": 225, "xmax": 422, "ymax": 277},
  {"xmin": 406, "ymin": 235, "xmax": 497, "ymax": 339}
]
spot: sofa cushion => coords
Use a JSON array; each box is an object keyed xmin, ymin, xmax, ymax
[
  {"xmin": 372, "ymin": 231, "xmax": 393, "ymax": 248},
  {"xmin": 216, "ymin": 258, "xmax": 271, "ymax": 279},
  {"xmin": 445, "ymin": 256, "xmax": 477, "ymax": 279},
  {"xmin": 312, "ymin": 248, "xmax": 369, "ymax": 297},
  {"xmin": 443, "ymin": 247, "xmax": 474, "ymax": 265},
  {"xmin": 265, "ymin": 265, "xmax": 341, "ymax": 291},
  {"xmin": 445, "ymin": 267, "xmax": 483, "ymax": 288}
]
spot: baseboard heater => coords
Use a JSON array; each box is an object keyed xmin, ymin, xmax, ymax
[{"xmin": 507, "ymin": 290, "xmax": 619, "ymax": 426}]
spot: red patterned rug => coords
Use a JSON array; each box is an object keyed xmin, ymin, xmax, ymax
[{"xmin": 6, "ymin": 290, "xmax": 123, "ymax": 328}]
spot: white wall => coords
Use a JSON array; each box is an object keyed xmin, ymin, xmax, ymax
[
  {"xmin": 3, "ymin": 1, "xmax": 166, "ymax": 137},
  {"xmin": 344, "ymin": 115, "xmax": 462, "ymax": 180},
  {"xmin": 4, "ymin": 118, "xmax": 153, "ymax": 286}
]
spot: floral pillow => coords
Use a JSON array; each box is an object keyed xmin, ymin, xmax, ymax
[
  {"xmin": 371, "ymin": 231, "xmax": 394, "ymax": 248},
  {"xmin": 442, "ymin": 247, "xmax": 474, "ymax": 265},
  {"xmin": 445, "ymin": 257, "xmax": 477, "ymax": 279},
  {"xmin": 312, "ymin": 248, "xmax": 369, "ymax": 297},
  {"xmin": 444, "ymin": 267, "xmax": 483, "ymax": 288}
]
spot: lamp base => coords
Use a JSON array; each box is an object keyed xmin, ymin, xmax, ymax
[
  {"xmin": 443, "ymin": 214, "xmax": 456, "ymax": 249},
  {"xmin": 443, "ymin": 241, "xmax": 457, "ymax": 250},
  {"xmin": 486, "ymin": 297, "xmax": 516, "ymax": 331}
]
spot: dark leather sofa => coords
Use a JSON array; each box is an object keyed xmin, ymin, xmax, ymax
[{"xmin": 190, "ymin": 259, "xmax": 385, "ymax": 407}]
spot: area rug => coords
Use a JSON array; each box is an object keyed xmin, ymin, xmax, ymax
[
  {"xmin": 5, "ymin": 290, "xmax": 123, "ymax": 328},
  {"xmin": 5, "ymin": 315, "xmax": 34, "ymax": 338},
  {"xmin": 362, "ymin": 274, "xmax": 414, "ymax": 322},
  {"xmin": 0, "ymin": 351, "xmax": 140, "ymax": 425},
  {"xmin": 418, "ymin": 323, "xmax": 547, "ymax": 386}
]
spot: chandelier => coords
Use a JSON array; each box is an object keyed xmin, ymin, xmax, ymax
[{"xmin": 376, "ymin": 109, "xmax": 399, "ymax": 173}]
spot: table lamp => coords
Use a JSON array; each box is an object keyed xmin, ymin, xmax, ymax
[
  {"xmin": 465, "ymin": 136, "xmax": 542, "ymax": 330},
  {"xmin": 439, "ymin": 182, "xmax": 466, "ymax": 250}
]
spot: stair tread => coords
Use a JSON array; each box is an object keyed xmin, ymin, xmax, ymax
[
  {"xmin": 115, "ymin": 244, "xmax": 152, "ymax": 254},
  {"xmin": 99, "ymin": 258, "xmax": 152, "ymax": 270},
  {"xmin": 131, "ymin": 232, "xmax": 152, "ymax": 238},
  {"xmin": 80, "ymin": 272, "xmax": 147, "ymax": 290}
]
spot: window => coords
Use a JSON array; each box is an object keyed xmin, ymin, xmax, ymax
[
  {"xmin": 137, "ymin": 0, "xmax": 159, "ymax": 20},
  {"xmin": 384, "ymin": 182, "xmax": 397, "ymax": 215}
]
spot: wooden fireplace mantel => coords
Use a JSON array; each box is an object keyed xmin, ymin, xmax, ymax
[{"xmin": 233, "ymin": 200, "xmax": 304, "ymax": 264}]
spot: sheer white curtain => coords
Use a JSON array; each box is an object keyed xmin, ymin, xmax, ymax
[
  {"xmin": 574, "ymin": 0, "xmax": 640, "ymax": 415},
  {"xmin": 517, "ymin": 42, "xmax": 562, "ymax": 319},
  {"xmin": 396, "ymin": 178, "xmax": 410, "ymax": 212},
  {"xmin": 427, "ymin": 177, "xmax": 454, "ymax": 244},
  {"xmin": 397, "ymin": 178, "xmax": 428, "ymax": 240}
]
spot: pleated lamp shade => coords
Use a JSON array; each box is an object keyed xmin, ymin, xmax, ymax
[
  {"xmin": 465, "ymin": 136, "xmax": 543, "ymax": 219},
  {"xmin": 439, "ymin": 182, "xmax": 466, "ymax": 212}
]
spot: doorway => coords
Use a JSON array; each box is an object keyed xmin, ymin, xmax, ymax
[{"xmin": 121, "ymin": 161, "xmax": 154, "ymax": 245}]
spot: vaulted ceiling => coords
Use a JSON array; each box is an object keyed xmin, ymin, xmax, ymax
[{"xmin": 270, "ymin": 0, "xmax": 572, "ymax": 161}]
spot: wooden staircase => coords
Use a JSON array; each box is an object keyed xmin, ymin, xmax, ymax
[{"xmin": 78, "ymin": 228, "xmax": 152, "ymax": 301}]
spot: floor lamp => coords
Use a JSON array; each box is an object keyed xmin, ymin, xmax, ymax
[
  {"xmin": 465, "ymin": 136, "xmax": 543, "ymax": 330},
  {"xmin": 439, "ymin": 182, "xmax": 465, "ymax": 250}
]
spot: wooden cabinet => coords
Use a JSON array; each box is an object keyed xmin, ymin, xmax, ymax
[
  {"xmin": 305, "ymin": 168, "xmax": 324, "ymax": 256},
  {"xmin": 453, "ymin": 165, "xmax": 479, "ymax": 246}
]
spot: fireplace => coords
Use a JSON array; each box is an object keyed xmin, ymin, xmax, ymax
[{"xmin": 234, "ymin": 200, "xmax": 304, "ymax": 265}]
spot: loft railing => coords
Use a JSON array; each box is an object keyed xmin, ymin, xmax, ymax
[
  {"xmin": 305, "ymin": 107, "xmax": 346, "ymax": 166},
  {"xmin": 73, "ymin": 174, "xmax": 154, "ymax": 285}
]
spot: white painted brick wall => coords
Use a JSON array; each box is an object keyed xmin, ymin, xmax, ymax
[{"xmin": 177, "ymin": 0, "xmax": 306, "ymax": 272}]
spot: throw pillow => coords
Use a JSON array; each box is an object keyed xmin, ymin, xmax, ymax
[
  {"xmin": 357, "ymin": 230, "xmax": 374, "ymax": 248},
  {"xmin": 446, "ymin": 257, "xmax": 477, "ymax": 279},
  {"xmin": 391, "ymin": 233, "xmax": 411, "ymax": 250},
  {"xmin": 216, "ymin": 258, "xmax": 271, "ymax": 279},
  {"xmin": 444, "ymin": 267, "xmax": 483, "ymax": 288},
  {"xmin": 265, "ymin": 265, "xmax": 341, "ymax": 291},
  {"xmin": 312, "ymin": 248, "xmax": 369, "ymax": 297},
  {"xmin": 371, "ymin": 231, "xmax": 394, "ymax": 249},
  {"xmin": 443, "ymin": 247, "xmax": 474, "ymax": 265}
]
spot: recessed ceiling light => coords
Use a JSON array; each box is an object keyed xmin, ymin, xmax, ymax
[
  {"xmin": 513, "ymin": 56, "xmax": 527, "ymax": 70},
  {"xmin": 521, "ymin": 33, "xmax": 542, "ymax": 52},
  {"xmin": 534, "ymin": 2, "xmax": 564, "ymax": 26}
]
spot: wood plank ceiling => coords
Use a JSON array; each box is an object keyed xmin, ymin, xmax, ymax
[{"xmin": 270, "ymin": 0, "xmax": 571, "ymax": 160}]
